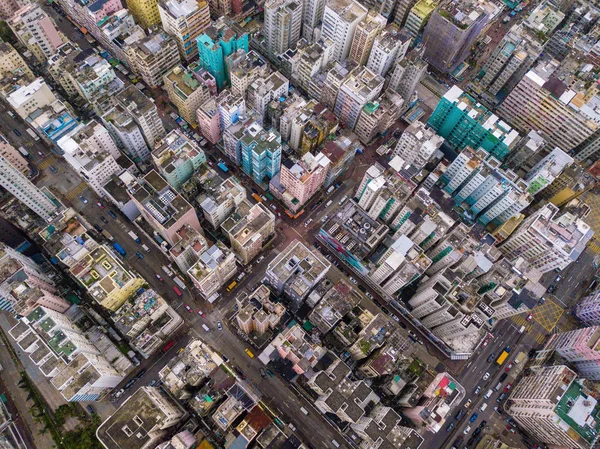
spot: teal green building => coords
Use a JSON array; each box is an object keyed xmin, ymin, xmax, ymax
[
  {"xmin": 428, "ymin": 85, "xmax": 520, "ymax": 161},
  {"xmin": 196, "ymin": 18, "xmax": 248, "ymax": 90}
]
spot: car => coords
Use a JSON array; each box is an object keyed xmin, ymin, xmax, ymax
[
  {"xmin": 349, "ymin": 277, "xmax": 358, "ymax": 284},
  {"xmin": 79, "ymin": 196, "xmax": 88, "ymax": 204},
  {"xmin": 487, "ymin": 354, "xmax": 495, "ymax": 363},
  {"xmin": 555, "ymin": 275, "xmax": 563, "ymax": 282},
  {"xmin": 463, "ymin": 426, "xmax": 471, "ymax": 435},
  {"xmin": 93, "ymin": 224, "xmax": 102, "ymax": 232},
  {"xmin": 473, "ymin": 427, "xmax": 482, "ymax": 437},
  {"xmin": 13, "ymin": 129, "xmax": 21, "ymax": 137},
  {"xmin": 49, "ymin": 165, "xmax": 58, "ymax": 173},
  {"xmin": 505, "ymin": 363, "xmax": 513, "ymax": 372},
  {"xmin": 358, "ymin": 284, "xmax": 367, "ymax": 292},
  {"xmin": 479, "ymin": 420, "xmax": 487, "ymax": 428},
  {"xmin": 506, "ymin": 424, "xmax": 513, "ymax": 431},
  {"xmin": 135, "ymin": 369, "xmax": 147, "ymax": 378},
  {"xmin": 365, "ymin": 292, "xmax": 373, "ymax": 299},
  {"xmin": 217, "ymin": 321, "xmax": 223, "ymax": 331},
  {"xmin": 270, "ymin": 204, "xmax": 277, "ymax": 211},
  {"xmin": 321, "ymin": 215, "xmax": 328, "ymax": 222},
  {"xmin": 399, "ymin": 321, "xmax": 406, "ymax": 329},
  {"xmin": 409, "ymin": 335, "xmax": 418, "ymax": 343},
  {"xmin": 208, "ymin": 161, "xmax": 213, "ymax": 166},
  {"xmin": 464, "ymin": 399, "xmax": 472, "ymax": 408},
  {"xmin": 124, "ymin": 379, "xmax": 136, "ymax": 389},
  {"xmin": 108, "ymin": 211, "xmax": 117, "ymax": 219},
  {"xmin": 494, "ymin": 406, "xmax": 503, "ymax": 414},
  {"xmin": 97, "ymin": 202, "xmax": 105, "ymax": 208},
  {"xmin": 474, "ymin": 386, "xmax": 481, "ymax": 395},
  {"xmin": 526, "ymin": 313, "xmax": 533, "ymax": 322},
  {"xmin": 499, "ymin": 373, "xmax": 508, "ymax": 382},
  {"xmin": 136, "ymin": 251, "xmax": 144, "ymax": 259},
  {"xmin": 100, "ymin": 216, "xmax": 108, "ymax": 223},
  {"xmin": 113, "ymin": 388, "xmax": 124, "ymax": 398},
  {"xmin": 390, "ymin": 314, "xmax": 400, "ymax": 323},
  {"xmin": 469, "ymin": 413, "xmax": 478, "ymax": 423},
  {"xmin": 482, "ymin": 340, "xmax": 489, "ymax": 347},
  {"xmin": 148, "ymin": 380, "xmax": 157, "ymax": 387},
  {"xmin": 256, "ymin": 255, "xmax": 265, "ymax": 264},
  {"xmin": 446, "ymin": 422, "xmax": 455, "ymax": 432},
  {"xmin": 455, "ymin": 410, "xmax": 465, "ymax": 420},
  {"xmin": 539, "ymin": 297, "xmax": 546, "ymax": 304},
  {"xmin": 509, "ymin": 427, "xmax": 516, "ymax": 434},
  {"xmin": 304, "ymin": 218, "xmax": 313, "ymax": 227},
  {"xmin": 417, "ymin": 339, "xmax": 424, "ymax": 345},
  {"xmin": 198, "ymin": 310, "xmax": 207, "ymax": 317},
  {"xmin": 547, "ymin": 284, "xmax": 555, "ymax": 293},
  {"xmin": 184, "ymin": 304, "xmax": 192, "ymax": 312},
  {"xmin": 497, "ymin": 393, "xmax": 506, "ymax": 403},
  {"xmin": 260, "ymin": 368, "xmax": 267, "ymax": 378},
  {"xmin": 266, "ymin": 369, "xmax": 275, "ymax": 377},
  {"xmin": 155, "ymin": 273, "xmax": 163, "ymax": 281},
  {"xmin": 504, "ymin": 383, "xmax": 512, "ymax": 392},
  {"xmin": 483, "ymin": 372, "xmax": 490, "ymax": 380}
]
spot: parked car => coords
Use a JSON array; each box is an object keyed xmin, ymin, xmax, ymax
[
  {"xmin": 464, "ymin": 399, "xmax": 472, "ymax": 408},
  {"xmin": 487, "ymin": 354, "xmax": 496, "ymax": 363},
  {"xmin": 100, "ymin": 216, "xmax": 108, "ymax": 223},
  {"xmin": 504, "ymin": 383, "xmax": 512, "ymax": 393},
  {"xmin": 446, "ymin": 422, "xmax": 455, "ymax": 432},
  {"xmin": 469, "ymin": 413, "xmax": 478, "ymax": 423},
  {"xmin": 184, "ymin": 304, "xmax": 192, "ymax": 312},
  {"xmin": 217, "ymin": 321, "xmax": 223, "ymax": 331},
  {"xmin": 79, "ymin": 196, "xmax": 88, "ymax": 204},
  {"xmin": 463, "ymin": 426, "xmax": 471, "ymax": 435},
  {"xmin": 474, "ymin": 386, "xmax": 481, "ymax": 395},
  {"xmin": 260, "ymin": 368, "xmax": 267, "ymax": 378},
  {"xmin": 505, "ymin": 363, "xmax": 513, "ymax": 372},
  {"xmin": 455, "ymin": 410, "xmax": 465, "ymax": 420},
  {"xmin": 97, "ymin": 202, "xmax": 104, "ymax": 208},
  {"xmin": 155, "ymin": 273, "xmax": 163, "ymax": 281},
  {"xmin": 526, "ymin": 314, "xmax": 533, "ymax": 322},
  {"xmin": 136, "ymin": 251, "xmax": 144, "ymax": 259},
  {"xmin": 483, "ymin": 372, "xmax": 490, "ymax": 380}
]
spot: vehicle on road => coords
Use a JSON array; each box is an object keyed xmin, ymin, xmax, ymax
[
  {"xmin": 526, "ymin": 313, "xmax": 533, "ymax": 322},
  {"xmin": 463, "ymin": 426, "xmax": 471, "ymax": 435},
  {"xmin": 173, "ymin": 276, "xmax": 187, "ymax": 291},
  {"xmin": 487, "ymin": 354, "xmax": 495, "ymax": 363},
  {"xmin": 148, "ymin": 380, "xmax": 157, "ymax": 387},
  {"xmin": 497, "ymin": 348, "xmax": 511, "ymax": 365},
  {"xmin": 79, "ymin": 196, "xmax": 88, "ymax": 204},
  {"xmin": 112, "ymin": 242, "xmax": 126, "ymax": 256},
  {"xmin": 97, "ymin": 202, "xmax": 104, "ymax": 208},
  {"xmin": 108, "ymin": 210, "xmax": 117, "ymax": 219},
  {"xmin": 505, "ymin": 362, "xmax": 513, "ymax": 371},
  {"xmin": 162, "ymin": 265, "xmax": 174, "ymax": 277},
  {"xmin": 162, "ymin": 340, "xmax": 175, "ymax": 352},
  {"xmin": 18, "ymin": 147, "xmax": 29, "ymax": 157},
  {"xmin": 256, "ymin": 255, "xmax": 265, "ymax": 264},
  {"xmin": 226, "ymin": 281, "xmax": 238, "ymax": 292},
  {"xmin": 479, "ymin": 403, "xmax": 488, "ymax": 412},
  {"xmin": 38, "ymin": 151, "xmax": 44, "ymax": 158},
  {"xmin": 504, "ymin": 383, "xmax": 512, "ymax": 392},
  {"xmin": 455, "ymin": 410, "xmax": 465, "ymax": 420},
  {"xmin": 497, "ymin": 393, "xmax": 506, "ymax": 402},
  {"xmin": 304, "ymin": 218, "xmax": 313, "ymax": 227},
  {"xmin": 86, "ymin": 405, "xmax": 96, "ymax": 415},
  {"xmin": 469, "ymin": 413, "xmax": 478, "ymax": 423},
  {"xmin": 102, "ymin": 230, "xmax": 114, "ymax": 241},
  {"xmin": 555, "ymin": 275, "xmax": 563, "ymax": 282},
  {"xmin": 260, "ymin": 368, "xmax": 267, "ymax": 378},
  {"xmin": 202, "ymin": 324, "xmax": 210, "ymax": 332},
  {"xmin": 547, "ymin": 285, "xmax": 555, "ymax": 293},
  {"xmin": 217, "ymin": 321, "xmax": 222, "ymax": 331},
  {"xmin": 494, "ymin": 382, "xmax": 502, "ymax": 391},
  {"xmin": 365, "ymin": 292, "xmax": 373, "ymax": 299},
  {"xmin": 446, "ymin": 422, "xmax": 455, "ymax": 432},
  {"xmin": 124, "ymin": 379, "xmax": 136, "ymax": 389},
  {"xmin": 300, "ymin": 407, "xmax": 309, "ymax": 415},
  {"xmin": 499, "ymin": 373, "xmax": 508, "ymax": 382},
  {"xmin": 349, "ymin": 277, "xmax": 357, "ymax": 284},
  {"xmin": 484, "ymin": 389, "xmax": 493, "ymax": 399},
  {"xmin": 142, "ymin": 244, "xmax": 150, "ymax": 253},
  {"xmin": 245, "ymin": 348, "xmax": 255, "ymax": 358},
  {"xmin": 483, "ymin": 372, "xmax": 490, "ymax": 380},
  {"xmin": 128, "ymin": 231, "xmax": 141, "ymax": 243},
  {"xmin": 474, "ymin": 386, "xmax": 481, "ymax": 395},
  {"xmin": 49, "ymin": 166, "xmax": 57, "ymax": 173},
  {"xmin": 321, "ymin": 215, "xmax": 328, "ymax": 222},
  {"xmin": 266, "ymin": 369, "xmax": 275, "ymax": 377},
  {"xmin": 93, "ymin": 224, "xmax": 102, "ymax": 232},
  {"xmin": 184, "ymin": 304, "xmax": 192, "ymax": 312},
  {"xmin": 155, "ymin": 273, "xmax": 163, "ymax": 281},
  {"xmin": 519, "ymin": 325, "xmax": 526, "ymax": 333},
  {"xmin": 12, "ymin": 129, "xmax": 21, "ymax": 137},
  {"xmin": 113, "ymin": 389, "xmax": 124, "ymax": 398},
  {"xmin": 100, "ymin": 216, "xmax": 108, "ymax": 223},
  {"xmin": 135, "ymin": 251, "xmax": 144, "ymax": 259},
  {"xmin": 464, "ymin": 399, "xmax": 472, "ymax": 408},
  {"xmin": 173, "ymin": 285, "xmax": 183, "ymax": 297},
  {"xmin": 197, "ymin": 310, "xmax": 205, "ymax": 317}
]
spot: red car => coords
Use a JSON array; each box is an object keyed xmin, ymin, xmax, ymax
[
  {"xmin": 505, "ymin": 362, "xmax": 513, "ymax": 372},
  {"xmin": 155, "ymin": 273, "xmax": 163, "ymax": 281},
  {"xmin": 197, "ymin": 310, "xmax": 205, "ymax": 317},
  {"xmin": 504, "ymin": 383, "xmax": 512, "ymax": 393},
  {"xmin": 97, "ymin": 202, "xmax": 105, "ymax": 209},
  {"xmin": 526, "ymin": 313, "xmax": 533, "ymax": 322},
  {"xmin": 184, "ymin": 304, "xmax": 192, "ymax": 312}
]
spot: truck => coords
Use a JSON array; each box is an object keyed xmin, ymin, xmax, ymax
[
  {"xmin": 172, "ymin": 286, "xmax": 183, "ymax": 298},
  {"xmin": 102, "ymin": 230, "xmax": 114, "ymax": 241},
  {"xmin": 26, "ymin": 128, "xmax": 40, "ymax": 141},
  {"xmin": 18, "ymin": 147, "xmax": 29, "ymax": 157},
  {"xmin": 513, "ymin": 351, "xmax": 526, "ymax": 365},
  {"xmin": 161, "ymin": 265, "xmax": 174, "ymax": 277},
  {"xmin": 128, "ymin": 231, "xmax": 141, "ymax": 243},
  {"xmin": 173, "ymin": 276, "xmax": 187, "ymax": 291},
  {"xmin": 496, "ymin": 348, "xmax": 511, "ymax": 365},
  {"xmin": 217, "ymin": 161, "xmax": 229, "ymax": 172},
  {"xmin": 113, "ymin": 242, "xmax": 126, "ymax": 256},
  {"xmin": 252, "ymin": 193, "xmax": 263, "ymax": 203},
  {"xmin": 141, "ymin": 244, "xmax": 150, "ymax": 253}
]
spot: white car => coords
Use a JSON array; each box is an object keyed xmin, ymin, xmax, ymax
[
  {"xmin": 483, "ymin": 372, "xmax": 490, "ymax": 380},
  {"xmin": 304, "ymin": 218, "xmax": 313, "ymax": 227},
  {"xmin": 349, "ymin": 277, "xmax": 358, "ymax": 284},
  {"xmin": 463, "ymin": 426, "xmax": 471, "ymax": 435}
]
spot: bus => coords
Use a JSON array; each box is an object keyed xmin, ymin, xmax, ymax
[
  {"xmin": 172, "ymin": 286, "xmax": 183, "ymax": 298},
  {"xmin": 496, "ymin": 348, "xmax": 511, "ymax": 365},
  {"xmin": 226, "ymin": 281, "xmax": 238, "ymax": 292},
  {"xmin": 162, "ymin": 340, "xmax": 175, "ymax": 352},
  {"xmin": 162, "ymin": 265, "xmax": 174, "ymax": 277},
  {"xmin": 26, "ymin": 129, "xmax": 39, "ymax": 141}
]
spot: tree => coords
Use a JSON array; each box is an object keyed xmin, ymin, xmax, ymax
[{"xmin": 0, "ymin": 21, "xmax": 17, "ymax": 45}]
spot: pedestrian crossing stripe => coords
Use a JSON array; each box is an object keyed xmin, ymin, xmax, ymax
[
  {"xmin": 65, "ymin": 182, "xmax": 88, "ymax": 200},
  {"xmin": 588, "ymin": 241, "xmax": 600, "ymax": 254},
  {"xmin": 535, "ymin": 333, "xmax": 546, "ymax": 345},
  {"xmin": 36, "ymin": 156, "xmax": 56, "ymax": 170}
]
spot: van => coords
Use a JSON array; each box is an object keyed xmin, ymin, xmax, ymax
[
  {"xmin": 325, "ymin": 200, "xmax": 333, "ymax": 207},
  {"xmin": 479, "ymin": 403, "xmax": 488, "ymax": 412},
  {"xmin": 300, "ymin": 407, "xmax": 309, "ymax": 415},
  {"xmin": 484, "ymin": 389, "xmax": 493, "ymax": 399},
  {"xmin": 339, "ymin": 195, "xmax": 348, "ymax": 205},
  {"xmin": 331, "ymin": 440, "xmax": 340, "ymax": 448},
  {"xmin": 494, "ymin": 382, "xmax": 502, "ymax": 392},
  {"xmin": 202, "ymin": 324, "xmax": 210, "ymax": 332},
  {"xmin": 518, "ymin": 325, "xmax": 526, "ymax": 333},
  {"xmin": 142, "ymin": 244, "xmax": 150, "ymax": 253}
]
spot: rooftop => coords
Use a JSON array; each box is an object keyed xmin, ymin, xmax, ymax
[{"xmin": 555, "ymin": 381, "xmax": 600, "ymax": 445}]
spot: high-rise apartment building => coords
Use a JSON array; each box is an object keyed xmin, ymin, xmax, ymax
[
  {"xmin": 576, "ymin": 289, "xmax": 600, "ymax": 326},
  {"xmin": 524, "ymin": 147, "xmax": 573, "ymax": 195},
  {"xmin": 0, "ymin": 41, "xmax": 34, "ymax": 81},
  {"xmin": 366, "ymin": 26, "xmax": 411, "ymax": 77},
  {"xmin": 388, "ymin": 54, "xmax": 427, "ymax": 105},
  {"xmin": 152, "ymin": 129, "xmax": 206, "ymax": 190},
  {"xmin": 263, "ymin": 0, "xmax": 303, "ymax": 57},
  {"xmin": 508, "ymin": 365, "xmax": 600, "ymax": 449},
  {"xmin": 238, "ymin": 122, "xmax": 282, "ymax": 184},
  {"xmin": 392, "ymin": 120, "xmax": 443, "ymax": 169},
  {"xmin": 334, "ymin": 66, "xmax": 384, "ymax": 129},
  {"xmin": 187, "ymin": 244, "xmax": 237, "ymax": 299},
  {"xmin": 0, "ymin": 155, "xmax": 57, "ymax": 221},
  {"xmin": 355, "ymin": 90, "xmax": 404, "ymax": 144},
  {"xmin": 428, "ymin": 85, "xmax": 520, "ymax": 161},
  {"xmin": 321, "ymin": 0, "xmax": 367, "ymax": 62},
  {"xmin": 226, "ymin": 50, "xmax": 269, "ymax": 97},
  {"xmin": 539, "ymin": 327, "xmax": 600, "ymax": 380},
  {"xmin": 270, "ymin": 152, "xmax": 330, "ymax": 212},
  {"xmin": 114, "ymin": 86, "xmax": 166, "ymax": 149},
  {"xmin": 163, "ymin": 65, "xmax": 211, "ymax": 125},
  {"xmin": 222, "ymin": 202, "xmax": 275, "ymax": 264},
  {"xmin": 499, "ymin": 203, "xmax": 593, "ymax": 273},
  {"xmin": 196, "ymin": 17, "xmax": 248, "ymax": 90},
  {"xmin": 0, "ymin": 134, "xmax": 28, "ymax": 175},
  {"xmin": 0, "ymin": 0, "xmax": 27, "ymax": 20},
  {"xmin": 158, "ymin": 0, "xmax": 210, "ymax": 62},
  {"xmin": 348, "ymin": 11, "xmax": 386, "ymax": 66},
  {"xmin": 405, "ymin": 0, "xmax": 438, "ymax": 36},
  {"xmin": 127, "ymin": 32, "xmax": 180, "ymax": 88},
  {"xmin": 246, "ymin": 71, "xmax": 289, "ymax": 125},
  {"xmin": 302, "ymin": 0, "xmax": 324, "ymax": 40},
  {"xmin": 125, "ymin": 0, "xmax": 161, "ymax": 28},
  {"xmin": 199, "ymin": 175, "xmax": 246, "ymax": 228},
  {"xmin": 498, "ymin": 61, "xmax": 600, "ymax": 154},
  {"xmin": 393, "ymin": 0, "xmax": 418, "ymax": 26},
  {"xmin": 9, "ymin": 4, "xmax": 65, "ymax": 62},
  {"xmin": 197, "ymin": 97, "xmax": 221, "ymax": 144},
  {"xmin": 102, "ymin": 104, "xmax": 151, "ymax": 162},
  {"xmin": 422, "ymin": 0, "xmax": 497, "ymax": 73}
]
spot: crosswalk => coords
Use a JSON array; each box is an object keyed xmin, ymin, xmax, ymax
[
  {"xmin": 510, "ymin": 315, "xmax": 532, "ymax": 330},
  {"xmin": 535, "ymin": 333, "xmax": 546, "ymax": 345},
  {"xmin": 588, "ymin": 241, "xmax": 600, "ymax": 254},
  {"xmin": 65, "ymin": 182, "xmax": 88, "ymax": 201},
  {"xmin": 36, "ymin": 156, "xmax": 56, "ymax": 170}
]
